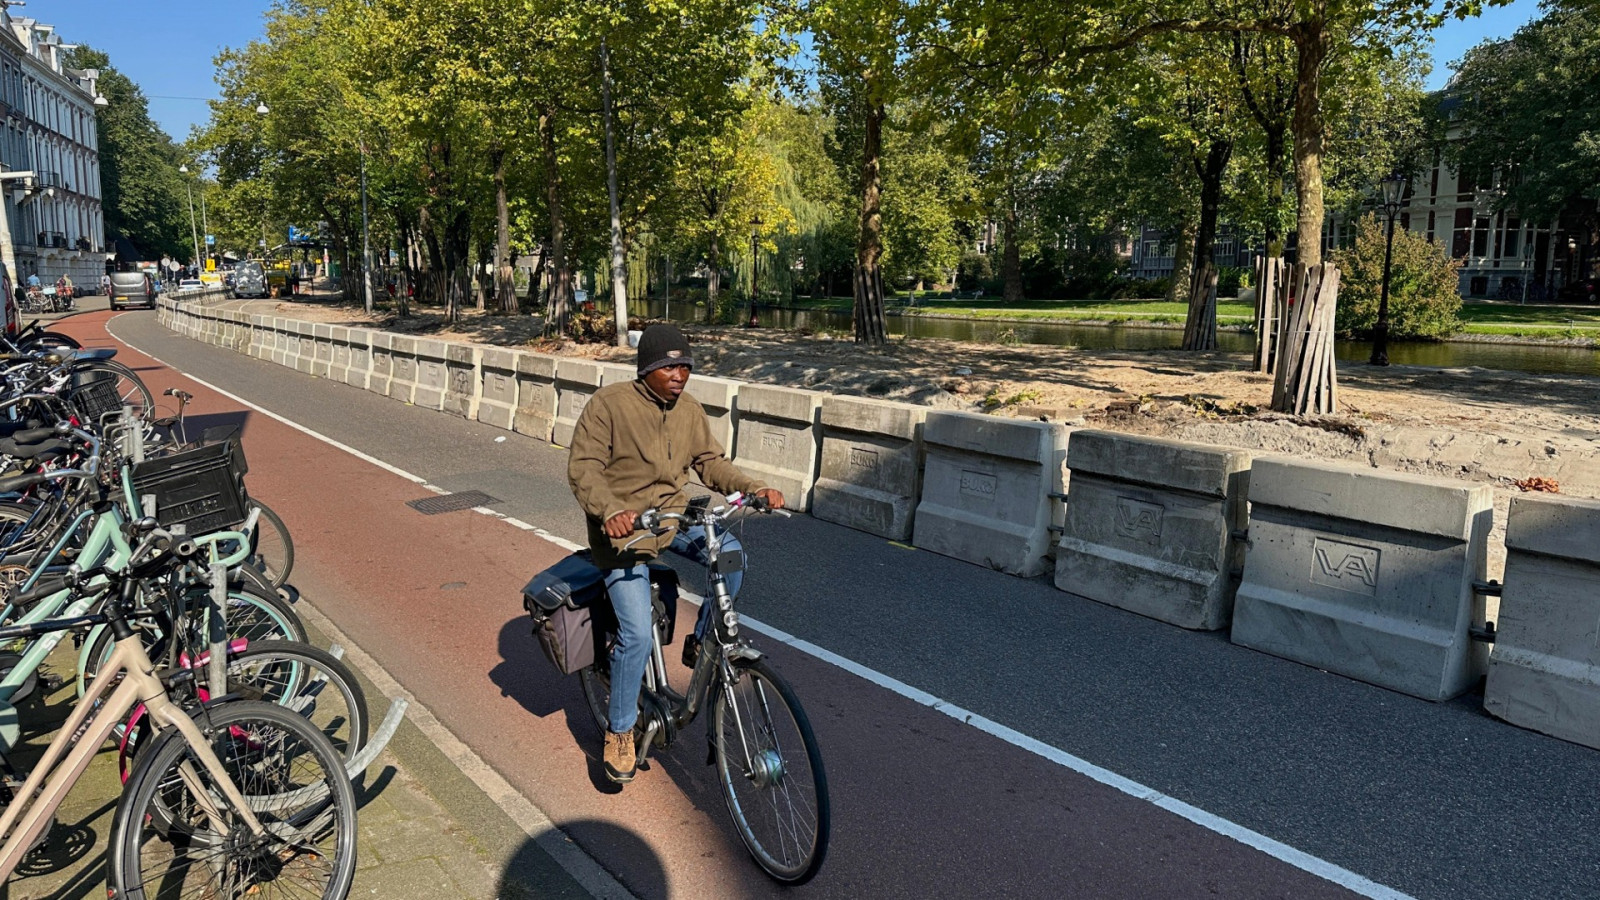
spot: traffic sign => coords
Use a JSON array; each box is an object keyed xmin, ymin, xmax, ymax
[{"xmin": 205, "ymin": 234, "xmax": 215, "ymax": 246}]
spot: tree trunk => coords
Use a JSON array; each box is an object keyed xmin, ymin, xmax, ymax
[
  {"xmin": 706, "ymin": 233, "xmax": 721, "ymax": 324},
  {"xmin": 1183, "ymin": 138, "xmax": 1232, "ymax": 351},
  {"xmin": 540, "ymin": 109, "xmax": 571, "ymax": 336},
  {"xmin": 492, "ymin": 146, "xmax": 516, "ymax": 314},
  {"xmin": 600, "ymin": 37, "xmax": 629, "ymax": 348},
  {"xmin": 1002, "ymin": 195, "xmax": 1023, "ymax": 303},
  {"xmin": 1291, "ymin": 26, "xmax": 1329, "ymax": 269},
  {"xmin": 1263, "ymin": 126, "xmax": 1288, "ymax": 255},
  {"xmin": 1166, "ymin": 215, "xmax": 1197, "ymax": 306},
  {"xmin": 854, "ymin": 98, "xmax": 888, "ymax": 345}
]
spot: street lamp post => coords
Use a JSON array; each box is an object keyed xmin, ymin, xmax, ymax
[
  {"xmin": 1370, "ymin": 172, "xmax": 1406, "ymax": 367},
  {"xmin": 178, "ymin": 164, "xmax": 201, "ymax": 274},
  {"xmin": 746, "ymin": 216, "xmax": 762, "ymax": 328}
]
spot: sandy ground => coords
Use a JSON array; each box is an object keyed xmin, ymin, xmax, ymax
[{"xmin": 262, "ymin": 299, "xmax": 1600, "ymax": 578}]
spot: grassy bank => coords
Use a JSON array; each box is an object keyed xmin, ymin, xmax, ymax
[{"xmin": 774, "ymin": 295, "xmax": 1600, "ymax": 339}]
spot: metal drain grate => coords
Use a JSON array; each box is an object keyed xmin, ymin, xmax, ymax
[{"xmin": 407, "ymin": 490, "xmax": 500, "ymax": 515}]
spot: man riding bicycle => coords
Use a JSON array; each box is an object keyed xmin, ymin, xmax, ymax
[{"xmin": 567, "ymin": 323, "xmax": 784, "ymax": 784}]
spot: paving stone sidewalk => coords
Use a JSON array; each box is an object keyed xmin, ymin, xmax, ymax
[{"xmin": 4, "ymin": 630, "xmax": 594, "ymax": 899}]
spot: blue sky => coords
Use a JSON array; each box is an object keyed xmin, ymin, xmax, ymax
[{"xmin": 25, "ymin": 0, "xmax": 1548, "ymax": 143}]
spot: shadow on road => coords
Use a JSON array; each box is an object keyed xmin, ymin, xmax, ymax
[{"xmin": 497, "ymin": 820, "xmax": 664, "ymax": 900}]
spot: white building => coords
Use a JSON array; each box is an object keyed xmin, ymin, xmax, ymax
[{"xmin": 0, "ymin": 12, "xmax": 106, "ymax": 286}]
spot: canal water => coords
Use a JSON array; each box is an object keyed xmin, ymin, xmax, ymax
[{"xmin": 628, "ymin": 299, "xmax": 1600, "ymax": 377}]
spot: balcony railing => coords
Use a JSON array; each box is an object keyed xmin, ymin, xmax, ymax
[{"xmin": 37, "ymin": 231, "xmax": 66, "ymax": 249}]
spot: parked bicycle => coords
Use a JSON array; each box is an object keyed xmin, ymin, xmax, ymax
[{"xmin": 525, "ymin": 491, "xmax": 829, "ymax": 884}]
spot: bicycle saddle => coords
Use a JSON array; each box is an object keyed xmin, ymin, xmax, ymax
[{"xmin": 0, "ymin": 438, "xmax": 72, "ymax": 461}]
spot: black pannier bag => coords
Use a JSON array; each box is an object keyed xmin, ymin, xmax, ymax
[{"xmin": 521, "ymin": 551, "xmax": 681, "ymax": 675}]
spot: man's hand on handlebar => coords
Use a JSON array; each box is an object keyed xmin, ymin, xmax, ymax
[
  {"xmin": 604, "ymin": 509, "xmax": 640, "ymax": 539},
  {"xmin": 753, "ymin": 488, "xmax": 786, "ymax": 510}
]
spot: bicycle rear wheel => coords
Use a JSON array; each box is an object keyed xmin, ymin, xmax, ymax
[
  {"xmin": 108, "ymin": 699, "xmax": 358, "ymax": 900},
  {"xmin": 711, "ymin": 656, "xmax": 830, "ymax": 884},
  {"xmin": 248, "ymin": 499, "xmax": 295, "ymax": 588}
]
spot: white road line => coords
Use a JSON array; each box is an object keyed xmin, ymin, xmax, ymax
[{"xmin": 114, "ymin": 320, "xmax": 1415, "ymax": 900}]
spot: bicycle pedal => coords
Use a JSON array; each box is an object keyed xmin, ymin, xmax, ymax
[{"xmin": 637, "ymin": 759, "xmax": 651, "ymax": 772}]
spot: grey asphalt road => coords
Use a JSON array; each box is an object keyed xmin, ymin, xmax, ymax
[{"xmin": 108, "ymin": 308, "xmax": 1600, "ymax": 900}]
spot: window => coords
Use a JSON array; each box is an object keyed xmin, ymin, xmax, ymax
[
  {"xmin": 1504, "ymin": 218, "xmax": 1521, "ymax": 258},
  {"xmin": 1473, "ymin": 217, "xmax": 1490, "ymax": 257}
]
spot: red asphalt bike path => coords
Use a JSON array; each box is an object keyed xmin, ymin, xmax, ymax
[{"xmin": 62, "ymin": 310, "xmax": 1364, "ymax": 899}]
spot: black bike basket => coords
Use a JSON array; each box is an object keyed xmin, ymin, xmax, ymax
[
  {"xmin": 130, "ymin": 438, "xmax": 251, "ymax": 535},
  {"xmin": 68, "ymin": 371, "xmax": 125, "ymax": 425}
]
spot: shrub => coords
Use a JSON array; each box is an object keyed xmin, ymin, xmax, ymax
[
  {"xmin": 957, "ymin": 250, "xmax": 992, "ymax": 289},
  {"xmin": 1331, "ymin": 213, "xmax": 1463, "ymax": 341},
  {"xmin": 567, "ymin": 308, "xmax": 617, "ymax": 344}
]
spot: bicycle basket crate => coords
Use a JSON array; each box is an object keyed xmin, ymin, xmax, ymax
[
  {"xmin": 68, "ymin": 372, "xmax": 125, "ymax": 425},
  {"xmin": 130, "ymin": 439, "xmax": 251, "ymax": 535}
]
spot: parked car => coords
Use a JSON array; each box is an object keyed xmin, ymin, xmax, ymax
[
  {"xmin": 109, "ymin": 271, "xmax": 157, "ymax": 310},
  {"xmin": 232, "ymin": 260, "xmax": 268, "ymax": 299},
  {"xmin": 178, "ymin": 278, "xmax": 203, "ymax": 292}
]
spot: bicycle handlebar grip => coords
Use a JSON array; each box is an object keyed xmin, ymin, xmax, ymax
[{"xmin": 636, "ymin": 509, "xmax": 660, "ymax": 532}]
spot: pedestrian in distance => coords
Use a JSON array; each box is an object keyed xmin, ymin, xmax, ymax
[{"xmin": 566, "ymin": 323, "xmax": 785, "ymax": 784}]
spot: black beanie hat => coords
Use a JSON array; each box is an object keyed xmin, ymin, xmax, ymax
[{"xmin": 637, "ymin": 323, "xmax": 695, "ymax": 376}]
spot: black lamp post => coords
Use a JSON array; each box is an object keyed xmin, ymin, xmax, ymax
[
  {"xmin": 746, "ymin": 216, "xmax": 763, "ymax": 327},
  {"xmin": 1370, "ymin": 172, "xmax": 1406, "ymax": 366}
]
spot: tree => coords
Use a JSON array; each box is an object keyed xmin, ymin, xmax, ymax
[
  {"xmin": 1451, "ymin": 0, "xmax": 1600, "ymax": 267},
  {"xmin": 67, "ymin": 47, "xmax": 190, "ymax": 261}
]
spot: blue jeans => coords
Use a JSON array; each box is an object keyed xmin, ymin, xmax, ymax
[{"xmin": 602, "ymin": 525, "xmax": 741, "ymax": 734}]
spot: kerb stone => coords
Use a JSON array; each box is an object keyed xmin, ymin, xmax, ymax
[
  {"xmin": 912, "ymin": 412, "xmax": 1069, "ymax": 577},
  {"xmin": 1054, "ymin": 431, "xmax": 1251, "ymax": 630},
  {"xmin": 1232, "ymin": 457, "xmax": 1493, "ymax": 701},
  {"xmin": 812, "ymin": 395, "xmax": 926, "ymax": 540},
  {"xmin": 1483, "ymin": 493, "xmax": 1600, "ymax": 749},
  {"xmin": 733, "ymin": 385, "xmax": 823, "ymax": 511}
]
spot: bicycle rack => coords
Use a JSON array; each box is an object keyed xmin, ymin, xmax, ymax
[{"xmin": 324, "ymin": 641, "xmax": 410, "ymax": 781}]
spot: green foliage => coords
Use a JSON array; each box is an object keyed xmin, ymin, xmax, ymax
[
  {"xmin": 1331, "ymin": 214, "xmax": 1463, "ymax": 341},
  {"xmin": 1451, "ymin": 1, "xmax": 1600, "ymax": 225}
]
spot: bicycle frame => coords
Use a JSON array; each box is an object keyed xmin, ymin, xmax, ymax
[{"xmin": 0, "ymin": 620, "xmax": 268, "ymax": 878}]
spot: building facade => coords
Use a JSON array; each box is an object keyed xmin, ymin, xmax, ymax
[{"xmin": 0, "ymin": 12, "xmax": 106, "ymax": 286}]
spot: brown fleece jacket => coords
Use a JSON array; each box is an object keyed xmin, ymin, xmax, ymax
[{"xmin": 567, "ymin": 379, "xmax": 764, "ymax": 569}]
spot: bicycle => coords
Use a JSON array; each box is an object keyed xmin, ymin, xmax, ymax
[
  {"xmin": 569, "ymin": 492, "xmax": 829, "ymax": 884},
  {"xmin": 0, "ymin": 534, "xmax": 357, "ymax": 897}
]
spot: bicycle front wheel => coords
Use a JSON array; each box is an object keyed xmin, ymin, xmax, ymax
[
  {"xmin": 711, "ymin": 656, "xmax": 830, "ymax": 884},
  {"xmin": 108, "ymin": 699, "xmax": 358, "ymax": 900},
  {"xmin": 248, "ymin": 499, "xmax": 295, "ymax": 588},
  {"xmin": 228, "ymin": 640, "xmax": 369, "ymax": 765}
]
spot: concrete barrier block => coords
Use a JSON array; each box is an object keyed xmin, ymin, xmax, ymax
[
  {"xmin": 310, "ymin": 324, "xmax": 335, "ymax": 377},
  {"xmin": 442, "ymin": 344, "xmax": 478, "ymax": 418},
  {"xmin": 387, "ymin": 336, "xmax": 418, "ymax": 404},
  {"xmin": 292, "ymin": 322, "xmax": 316, "ymax": 374},
  {"xmin": 513, "ymin": 353, "xmax": 558, "ymax": 441},
  {"xmin": 343, "ymin": 329, "xmax": 373, "ymax": 390},
  {"xmin": 812, "ymin": 395, "xmax": 926, "ymax": 540},
  {"xmin": 368, "ymin": 332, "xmax": 394, "ymax": 394},
  {"xmin": 1054, "ymin": 431, "xmax": 1251, "ymax": 630},
  {"xmin": 598, "ymin": 362, "xmax": 636, "ymax": 386},
  {"xmin": 686, "ymin": 374, "xmax": 740, "ymax": 459},
  {"xmin": 411, "ymin": 339, "xmax": 450, "ymax": 410},
  {"xmin": 477, "ymin": 348, "xmax": 518, "ymax": 430},
  {"xmin": 733, "ymin": 385, "xmax": 823, "ymax": 512},
  {"xmin": 553, "ymin": 359, "xmax": 604, "ymax": 447},
  {"xmin": 912, "ymin": 412, "xmax": 1069, "ymax": 577},
  {"xmin": 1484, "ymin": 493, "xmax": 1600, "ymax": 749},
  {"xmin": 1231, "ymin": 457, "xmax": 1493, "ymax": 701}
]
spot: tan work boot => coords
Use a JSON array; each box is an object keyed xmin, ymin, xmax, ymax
[{"xmin": 603, "ymin": 730, "xmax": 637, "ymax": 784}]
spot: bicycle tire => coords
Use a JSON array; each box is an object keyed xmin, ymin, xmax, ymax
[
  {"xmin": 711, "ymin": 656, "xmax": 830, "ymax": 884},
  {"xmin": 107, "ymin": 699, "xmax": 358, "ymax": 900},
  {"xmin": 248, "ymin": 499, "xmax": 295, "ymax": 588},
  {"xmin": 578, "ymin": 655, "xmax": 613, "ymax": 736},
  {"xmin": 18, "ymin": 330, "xmax": 82, "ymax": 351},
  {"xmin": 227, "ymin": 640, "xmax": 369, "ymax": 764}
]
